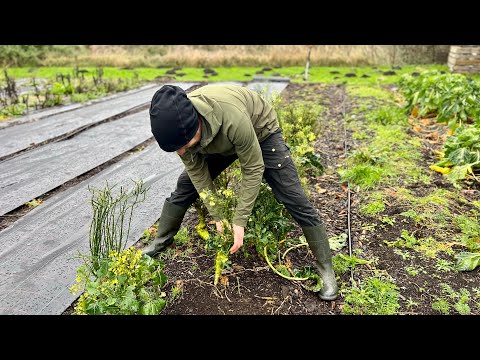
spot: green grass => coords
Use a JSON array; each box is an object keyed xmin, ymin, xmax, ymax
[
  {"xmin": 453, "ymin": 210, "xmax": 480, "ymax": 252},
  {"xmin": 359, "ymin": 198, "xmax": 386, "ymax": 216},
  {"xmin": 365, "ymin": 106, "xmax": 409, "ymax": 126},
  {"xmin": 347, "ymin": 85, "xmax": 396, "ymax": 102},
  {"xmin": 341, "ymin": 80, "xmax": 472, "ymax": 259},
  {"xmin": 339, "ymin": 123, "xmax": 428, "ymax": 189},
  {"xmin": 1, "ymin": 64, "xmax": 454, "ymax": 85}
]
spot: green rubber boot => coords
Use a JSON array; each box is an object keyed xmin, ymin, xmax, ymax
[
  {"xmin": 302, "ymin": 224, "xmax": 338, "ymax": 301},
  {"xmin": 142, "ymin": 200, "xmax": 188, "ymax": 257}
]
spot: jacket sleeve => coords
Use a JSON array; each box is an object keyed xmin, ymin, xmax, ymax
[
  {"xmin": 179, "ymin": 151, "xmax": 222, "ymax": 221},
  {"xmin": 225, "ymin": 112, "xmax": 265, "ymax": 227}
]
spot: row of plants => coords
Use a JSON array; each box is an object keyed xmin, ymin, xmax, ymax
[{"xmin": 0, "ymin": 67, "xmax": 142, "ymax": 120}]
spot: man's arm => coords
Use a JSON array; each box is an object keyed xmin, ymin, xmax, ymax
[
  {"xmin": 179, "ymin": 151, "xmax": 222, "ymax": 221},
  {"xmin": 225, "ymin": 112, "xmax": 265, "ymax": 228}
]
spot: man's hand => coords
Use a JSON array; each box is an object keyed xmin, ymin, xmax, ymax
[
  {"xmin": 229, "ymin": 224, "xmax": 244, "ymax": 254},
  {"xmin": 215, "ymin": 221, "xmax": 224, "ymax": 234}
]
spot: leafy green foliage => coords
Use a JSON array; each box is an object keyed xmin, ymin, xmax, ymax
[
  {"xmin": 198, "ymin": 188, "xmax": 236, "ymax": 285},
  {"xmin": 245, "ymin": 183, "xmax": 294, "ymax": 261},
  {"xmin": 0, "ymin": 67, "xmax": 142, "ymax": 118},
  {"xmin": 70, "ymin": 248, "xmax": 168, "ymax": 315},
  {"xmin": 173, "ymin": 226, "xmax": 191, "ymax": 246},
  {"xmin": 453, "ymin": 211, "xmax": 480, "ymax": 252},
  {"xmin": 294, "ymin": 266, "xmax": 323, "ymax": 292},
  {"xmin": 277, "ymin": 103, "xmax": 324, "ymax": 177},
  {"xmin": 405, "ymin": 265, "xmax": 425, "ymax": 277},
  {"xmin": 431, "ymin": 283, "xmax": 472, "ymax": 315},
  {"xmin": 339, "ymin": 124, "xmax": 425, "ymax": 189},
  {"xmin": 380, "ymin": 215, "xmax": 395, "ymax": 226},
  {"xmin": 434, "ymin": 126, "xmax": 480, "ymax": 184},
  {"xmin": 385, "ymin": 229, "xmax": 419, "ymax": 249},
  {"xmin": 385, "ymin": 229, "xmax": 453, "ymax": 259},
  {"xmin": 432, "ymin": 298, "xmax": 451, "ymax": 314},
  {"xmin": 329, "ymin": 233, "xmax": 347, "ymax": 251},
  {"xmin": 332, "ymin": 253, "xmax": 371, "ymax": 275},
  {"xmin": 454, "ymin": 252, "xmax": 480, "ymax": 271},
  {"xmin": 0, "ymin": 46, "xmax": 83, "ymax": 66},
  {"xmin": 341, "ymin": 275, "xmax": 400, "ymax": 315},
  {"xmin": 359, "ymin": 200, "xmax": 385, "ymax": 216},
  {"xmin": 435, "ymin": 259, "xmax": 455, "ymax": 272},
  {"xmin": 399, "ymin": 70, "xmax": 480, "ymax": 131},
  {"xmin": 339, "ymin": 163, "xmax": 385, "ymax": 189},
  {"xmin": 68, "ymin": 179, "xmax": 169, "ymax": 315}
]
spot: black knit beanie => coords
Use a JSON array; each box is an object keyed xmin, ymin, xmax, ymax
[{"xmin": 149, "ymin": 85, "xmax": 199, "ymax": 152}]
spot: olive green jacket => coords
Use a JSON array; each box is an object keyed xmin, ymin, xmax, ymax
[{"xmin": 180, "ymin": 84, "xmax": 279, "ymax": 227}]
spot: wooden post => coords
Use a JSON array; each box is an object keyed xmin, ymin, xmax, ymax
[{"xmin": 304, "ymin": 45, "xmax": 313, "ymax": 81}]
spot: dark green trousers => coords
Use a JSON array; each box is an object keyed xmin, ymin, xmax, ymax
[{"xmin": 167, "ymin": 130, "xmax": 321, "ymax": 227}]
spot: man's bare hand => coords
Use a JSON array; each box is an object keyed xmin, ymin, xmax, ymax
[
  {"xmin": 215, "ymin": 221, "xmax": 224, "ymax": 234},
  {"xmin": 229, "ymin": 224, "xmax": 244, "ymax": 254}
]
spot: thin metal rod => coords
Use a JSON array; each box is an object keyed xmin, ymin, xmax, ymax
[{"xmin": 341, "ymin": 88, "xmax": 354, "ymax": 280}]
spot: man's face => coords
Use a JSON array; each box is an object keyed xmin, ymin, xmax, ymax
[{"xmin": 176, "ymin": 121, "xmax": 201, "ymax": 156}]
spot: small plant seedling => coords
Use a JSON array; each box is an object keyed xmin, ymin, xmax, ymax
[{"xmin": 25, "ymin": 198, "xmax": 43, "ymax": 208}]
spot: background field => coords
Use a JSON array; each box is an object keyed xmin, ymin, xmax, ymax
[{"xmin": 0, "ymin": 45, "xmax": 451, "ymax": 67}]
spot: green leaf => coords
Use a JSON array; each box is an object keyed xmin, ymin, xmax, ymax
[
  {"xmin": 454, "ymin": 252, "xmax": 480, "ymax": 271},
  {"xmin": 137, "ymin": 287, "xmax": 150, "ymax": 303},
  {"xmin": 329, "ymin": 233, "xmax": 348, "ymax": 251},
  {"xmin": 86, "ymin": 301, "xmax": 103, "ymax": 315},
  {"xmin": 448, "ymin": 148, "xmax": 469, "ymax": 165},
  {"xmin": 435, "ymin": 158, "xmax": 453, "ymax": 167},
  {"xmin": 107, "ymin": 297, "xmax": 116, "ymax": 306},
  {"xmin": 152, "ymin": 269, "xmax": 168, "ymax": 287},
  {"xmin": 296, "ymin": 267, "xmax": 323, "ymax": 292},
  {"xmin": 445, "ymin": 164, "xmax": 471, "ymax": 182},
  {"xmin": 86, "ymin": 282, "xmax": 100, "ymax": 296},
  {"xmin": 305, "ymin": 152, "xmax": 324, "ymax": 173},
  {"xmin": 140, "ymin": 299, "xmax": 166, "ymax": 315},
  {"xmin": 449, "ymin": 148, "xmax": 479, "ymax": 166},
  {"xmin": 120, "ymin": 286, "xmax": 138, "ymax": 312}
]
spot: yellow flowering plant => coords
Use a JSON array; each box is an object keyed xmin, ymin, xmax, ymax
[
  {"xmin": 277, "ymin": 104, "xmax": 324, "ymax": 177},
  {"xmin": 69, "ymin": 179, "xmax": 168, "ymax": 314},
  {"xmin": 70, "ymin": 248, "xmax": 168, "ymax": 315}
]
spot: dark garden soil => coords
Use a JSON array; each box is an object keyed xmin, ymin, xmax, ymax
[{"xmin": 64, "ymin": 82, "xmax": 480, "ymax": 315}]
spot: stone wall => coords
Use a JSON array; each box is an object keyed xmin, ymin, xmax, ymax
[{"xmin": 448, "ymin": 46, "xmax": 480, "ymax": 74}]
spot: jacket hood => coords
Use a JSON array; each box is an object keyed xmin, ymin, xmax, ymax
[{"xmin": 188, "ymin": 93, "xmax": 223, "ymax": 148}]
